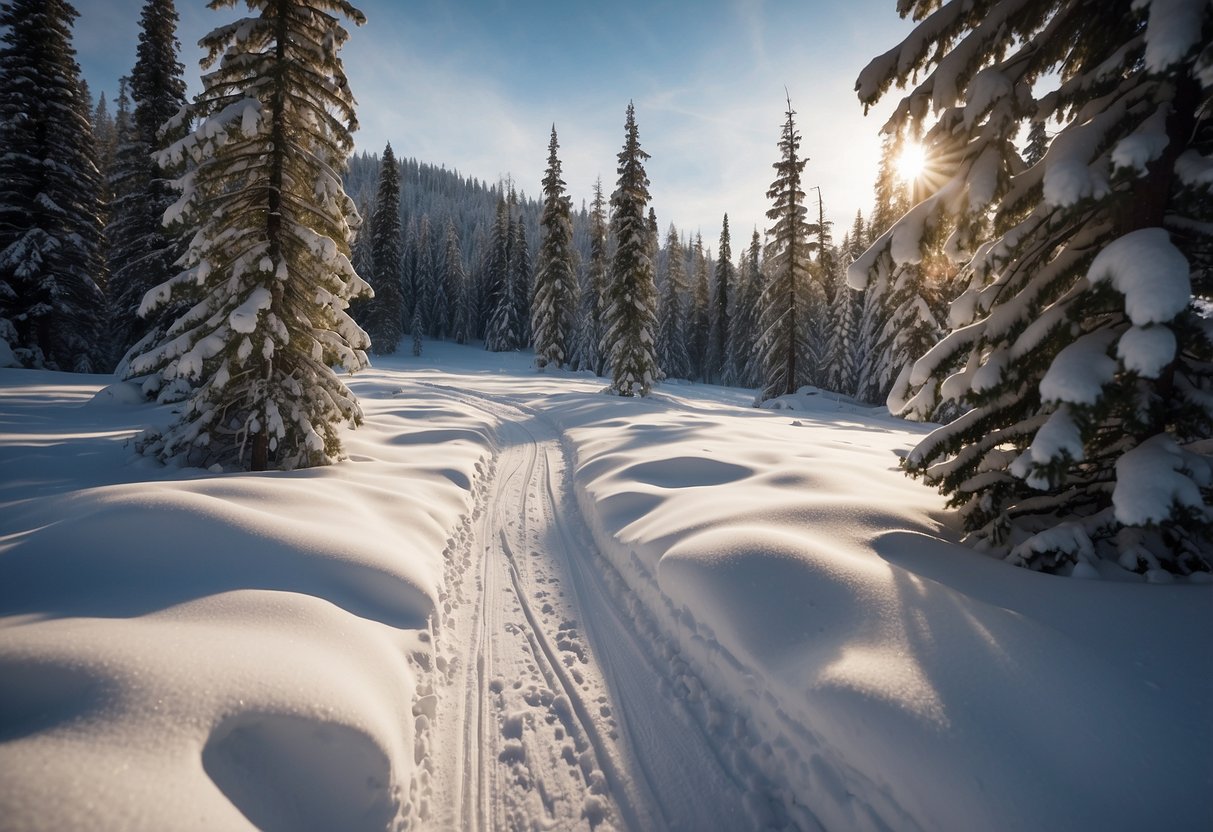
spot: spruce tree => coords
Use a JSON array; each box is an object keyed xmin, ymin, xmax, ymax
[
  {"xmin": 757, "ymin": 97, "xmax": 815, "ymax": 401},
  {"xmin": 581, "ymin": 178, "xmax": 610, "ymax": 375},
  {"xmin": 603, "ymin": 102, "xmax": 659, "ymax": 397},
  {"xmin": 532, "ymin": 125, "xmax": 577, "ymax": 369},
  {"xmin": 731, "ymin": 229, "xmax": 765, "ymax": 387},
  {"xmin": 0, "ymin": 0, "xmax": 106, "ymax": 371},
  {"xmin": 509, "ymin": 213, "xmax": 532, "ymax": 344},
  {"xmin": 364, "ymin": 143, "xmax": 404, "ymax": 354},
  {"xmin": 444, "ymin": 220, "xmax": 470, "ymax": 345},
  {"xmin": 854, "ymin": 0, "xmax": 1213, "ymax": 573},
  {"xmin": 688, "ymin": 234, "xmax": 711, "ymax": 381},
  {"xmin": 656, "ymin": 223, "xmax": 691, "ymax": 380},
  {"xmin": 129, "ymin": 0, "xmax": 371, "ymax": 471},
  {"xmin": 709, "ymin": 214, "xmax": 734, "ymax": 384},
  {"xmin": 106, "ymin": 0, "xmax": 190, "ymax": 368},
  {"xmin": 412, "ymin": 215, "xmax": 435, "ymax": 341},
  {"xmin": 483, "ymin": 198, "xmax": 518, "ymax": 351}
]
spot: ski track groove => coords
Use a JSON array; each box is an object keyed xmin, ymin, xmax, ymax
[{"xmin": 417, "ymin": 380, "xmax": 803, "ymax": 830}]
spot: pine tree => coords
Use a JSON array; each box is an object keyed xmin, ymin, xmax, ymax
[
  {"xmin": 412, "ymin": 215, "xmax": 435, "ymax": 341},
  {"xmin": 129, "ymin": 0, "xmax": 371, "ymax": 471},
  {"xmin": 854, "ymin": 141, "xmax": 912, "ymax": 404},
  {"xmin": 0, "ymin": 0, "xmax": 106, "ymax": 371},
  {"xmin": 757, "ymin": 97, "xmax": 815, "ymax": 401},
  {"xmin": 603, "ymin": 102, "xmax": 659, "ymax": 397},
  {"xmin": 709, "ymin": 214, "xmax": 734, "ymax": 384},
  {"xmin": 510, "ymin": 212, "xmax": 531, "ymax": 344},
  {"xmin": 581, "ymin": 178, "xmax": 610, "ymax": 375},
  {"xmin": 656, "ymin": 223, "xmax": 691, "ymax": 380},
  {"xmin": 532, "ymin": 125, "xmax": 577, "ymax": 369},
  {"xmin": 731, "ymin": 229, "xmax": 765, "ymax": 387},
  {"xmin": 428, "ymin": 220, "xmax": 450, "ymax": 340},
  {"xmin": 854, "ymin": 0, "xmax": 1213, "ymax": 573},
  {"xmin": 688, "ymin": 234, "xmax": 710, "ymax": 381},
  {"xmin": 106, "ymin": 0, "xmax": 190, "ymax": 369},
  {"xmin": 364, "ymin": 143, "xmax": 404, "ymax": 354},
  {"xmin": 444, "ymin": 219, "xmax": 470, "ymax": 345},
  {"xmin": 483, "ymin": 198, "xmax": 518, "ymax": 350}
]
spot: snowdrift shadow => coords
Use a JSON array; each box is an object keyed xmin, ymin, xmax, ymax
[
  {"xmin": 202, "ymin": 711, "xmax": 397, "ymax": 832},
  {"xmin": 0, "ymin": 656, "xmax": 115, "ymax": 742},
  {"xmin": 0, "ymin": 494, "xmax": 431, "ymax": 628}
]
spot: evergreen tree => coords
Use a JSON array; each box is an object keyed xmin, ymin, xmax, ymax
[
  {"xmin": 581, "ymin": 178, "xmax": 610, "ymax": 375},
  {"xmin": 510, "ymin": 212, "xmax": 532, "ymax": 344},
  {"xmin": 129, "ymin": 0, "xmax": 371, "ymax": 471},
  {"xmin": 444, "ymin": 219, "xmax": 470, "ymax": 345},
  {"xmin": 411, "ymin": 300, "xmax": 423, "ymax": 356},
  {"xmin": 731, "ymin": 229, "xmax": 765, "ymax": 387},
  {"xmin": 428, "ymin": 220, "xmax": 450, "ymax": 340},
  {"xmin": 656, "ymin": 223, "xmax": 691, "ymax": 380},
  {"xmin": 532, "ymin": 125, "xmax": 577, "ymax": 369},
  {"xmin": 106, "ymin": 0, "xmax": 190, "ymax": 368},
  {"xmin": 854, "ymin": 0, "xmax": 1213, "ymax": 573},
  {"xmin": 709, "ymin": 214, "xmax": 734, "ymax": 384},
  {"xmin": 1024, "ymin": 120, "xmax": 1048, "ymax": 167},
  {"xmin": 0, "ymin": 0, "xmax": 106, "ymax": 371},
  {"xmin": 412, "ymin": 216, "xmax": 437, "ymax": 338},
  {"xmin": 364, "ymin": 143, "xmax": 404, "ymax": 354},
  {"xmin": 757, "ymin": 97, "xmax": 815, "ymax": 401},
  {"xmin": 483, "ymin": 198, "xmax": 518, "ymax": 350},
  {"xmin": 688, "ymin": 234, "xmax": 711, "ymax": 381},
  {"xmin": 603, "ymin": 102, "xmax": 659, "ymax": 397},
  {"xmin": 854, "ymin": 141, "xmax": 911, "ymax": 404}
]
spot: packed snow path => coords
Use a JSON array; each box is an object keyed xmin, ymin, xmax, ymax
[{"xmin": 416, "ymin": 389, "xmax": 766, "ymax": 831}]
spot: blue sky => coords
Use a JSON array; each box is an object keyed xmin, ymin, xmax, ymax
[{"xmin": 75, "ymin": 0, "xmax": 917, "ymax": 246}]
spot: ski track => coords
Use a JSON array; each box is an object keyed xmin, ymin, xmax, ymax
[{"xmin": 415, "ymin": 382, "xmax": 783, "ymax": 831}]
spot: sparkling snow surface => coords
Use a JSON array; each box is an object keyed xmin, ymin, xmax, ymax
[{"xmin": 1, "ymin": 342, "xmax": 1209, "ymax": 831}]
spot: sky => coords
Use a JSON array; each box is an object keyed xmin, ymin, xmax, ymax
[{"xmin": 74, "ymin": 0, "xmax": 919, "ymax": 246}]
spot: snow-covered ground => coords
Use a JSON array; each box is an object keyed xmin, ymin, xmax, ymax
[{"xmin": 1, "ymin": 341, "xmax": 1210, "ymax": 831}]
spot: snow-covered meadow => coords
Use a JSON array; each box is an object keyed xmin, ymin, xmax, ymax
[{"xmin": 1, "ymin": 341, "xmax": 1210, "ymax": 831}]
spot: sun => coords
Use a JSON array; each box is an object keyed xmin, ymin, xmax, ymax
[{"xmin": 896, "ymin": 141, "xmax": 927, "ymax": 183}]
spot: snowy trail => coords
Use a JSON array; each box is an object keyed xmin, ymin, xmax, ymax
[{"xmin": 419, "ymin": 387, "xmax": 757, "ymax": 831}]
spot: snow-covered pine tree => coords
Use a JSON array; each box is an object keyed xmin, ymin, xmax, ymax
[
  {"xmin": 822, "ymin": 230, "xmax": 862, "ymax": 396},
  {"xmin": 510, "ymin": 211, "xmax": 532, "ymax": 345},
  {"xmin": 757, "ymin": 97, "xmax": 816, "ymax": 402},
  {"xmin": 428, "ymin": 222, "xmax": 450, "ymax": 341},
  {"xmin": 854, "ymin": 139, "xmax": 911, "ymax": 404},
  {"xmin": 854, "ymin": 0, "xmax": 1213, "ymax": 574},
  {"xmin": 656, "ymin": 223, "xmax": 691, "ymax": 380},
  {"xmin": 688, "ymin": 234, "xmax": 710, "ymax": 381},
  {"xmin": 412, "ymin": 215, "xmax": 435, "ymax": 340},
  {"xmin": 129, "ymin": 0, "xmax": 371, "ymax": 471},
  {"xmin": 364, "ymin": 142, "xmax": 404, "ymax": 354},
  {"xmin": 444, "ymin": 219, "xmax": 470, "ymax": 345},
  {"xmin": 411, "ymin": 300, "xmax": 423, "ymax": 356},
  {"xmin": 532, "ymin": 125, "xmax": 577, "ymax": 369},
  {"xmin": 106, "ymin": 0, "xmax": 190, "ymax": 370},
  {"xmin": 709, "ymin": 214, "xmax": 734, "ymax": 384},
  {"xmin": 0, "ymin": 0, "xmax": 106, "ymax": 371},
  {"xmin": 603, "ymin": 102, "xmax": 659, "ymax": 397},
  {"xmin": 576, "ymin": 178, "xmax": 610, "ymax": 375},
  {"xmin": 731, "ymin": 229, "xmax": 765, "ymax": 387},
  {"xmin": 483, "ymin": 198, "xmax": 515, "ymax": 350}
]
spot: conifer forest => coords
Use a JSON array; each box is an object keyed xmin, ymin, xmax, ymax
[{"xmin": 1, "ymin": 2, "xmax": 1210, "ymax": 830}]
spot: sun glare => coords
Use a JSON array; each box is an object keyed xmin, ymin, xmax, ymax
[{"xmin": 896, "ymin": 142, "xmax": 927, "ymax": 183}]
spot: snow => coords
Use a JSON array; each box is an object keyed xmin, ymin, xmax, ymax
[
  {"xmin": 1039, "ymin": 328, "xmax": 1118, "ymax": 405},
  {"xmin": 1134, "ymin": 0, "xmax": 1209, "ymax": 72},
  {"xmin": 1117, "ymin": 323, "xmax": 1177, "ymax": 377},
  {"xmin": 1114, "ymin": 433, "xmax": 1212, "ymax": 527},
  {"xmin": 2, "ymin": 342, "xmax": 1210, "ymax": 831},
  {"xmin": 1088, "ymin": 227, "xmax": 1192, "ymax": 325}
]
